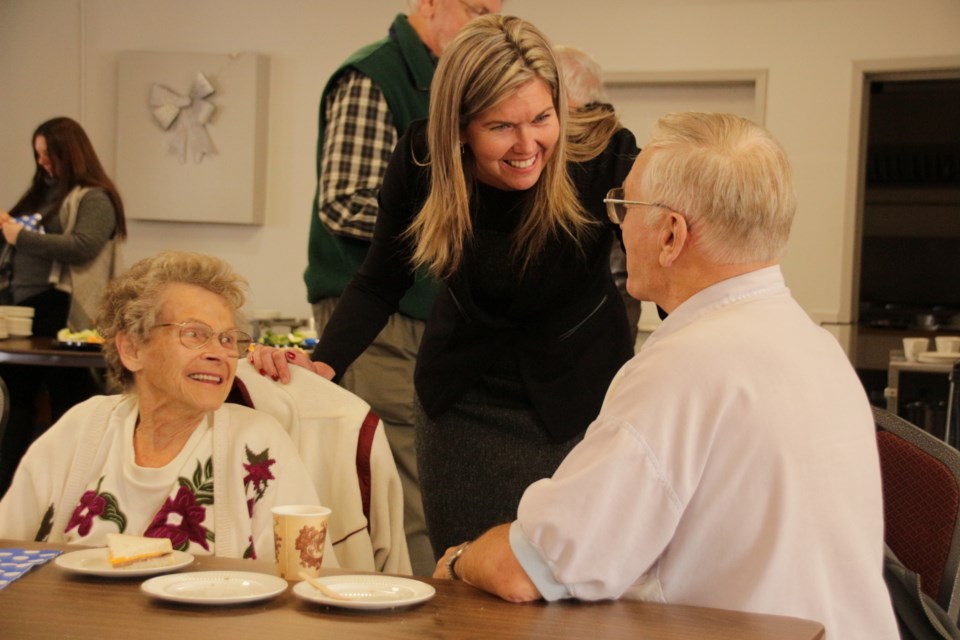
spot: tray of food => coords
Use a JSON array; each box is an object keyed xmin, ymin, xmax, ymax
[{"xmin": 54, "ymin": 328, "xmax": 105, "ymax": 351}]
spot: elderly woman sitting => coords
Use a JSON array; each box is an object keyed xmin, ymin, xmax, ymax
[{"xmin": 0, "ymin": 251, "xmax": 334, "ymax": 563}]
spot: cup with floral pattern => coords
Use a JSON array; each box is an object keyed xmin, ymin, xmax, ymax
[{"xmin": 271, "ymin": 505, "xmax": 331, "ymax": 580}]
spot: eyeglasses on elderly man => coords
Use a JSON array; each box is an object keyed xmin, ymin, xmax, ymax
[{"xmin": 603, "ymin": 187, "xmax": 675, "ymax": 225}]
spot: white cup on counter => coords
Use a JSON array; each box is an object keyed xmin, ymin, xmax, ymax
[
  {"xmin": 935, "ymin": 336, "xmax": 960, "ymax": 354},
  {"xmin": 902, "ymin": 337, "xmax": 930, "ymax": 362}
]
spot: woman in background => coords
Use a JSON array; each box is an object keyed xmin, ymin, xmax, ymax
[{"xmin": 0, "ymin": 116, "xmax": 126, "ymax": 496}]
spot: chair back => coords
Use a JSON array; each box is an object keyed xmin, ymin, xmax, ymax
[
  {"xmin": 875, "ymin": 405, "xmax": 960, "ymax": 621},
  {"xmin": 0, "ymin": 376, "xmax": 8, "ymax": 448},
  {"xmin": 228, "ymin": 360, "xmax": 411, "ymax": 574}
]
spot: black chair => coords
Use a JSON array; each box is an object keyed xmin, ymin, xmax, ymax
[{"xmin": 875, "ymin": 405, "xmax": 960, "ymax": 621}]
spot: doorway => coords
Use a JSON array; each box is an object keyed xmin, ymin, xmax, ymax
[{"xmin": 852, "ymin": 66, "xmax": 960, "ymax": 431}]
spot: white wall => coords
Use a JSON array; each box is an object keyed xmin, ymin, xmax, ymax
[{"xmin": 2, "ymin": 0, "xmax": 960, "ymax": 327}]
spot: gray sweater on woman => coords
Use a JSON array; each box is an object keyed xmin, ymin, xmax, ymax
[{"xmin": 6, "ymin": 188, "xmax": 116, "ymax": 303}]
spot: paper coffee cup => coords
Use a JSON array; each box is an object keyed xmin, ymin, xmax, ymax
[
  {"xmin": 272, "ymin": 505, "xmax": 331, "ymax": 579},
  {"xmin": 935, "ymin": 336, "xmax": 960, "ymax": 354},
  {"xmin": 902, "ymin": 337, "xmax": 930, "ymax": 362}
]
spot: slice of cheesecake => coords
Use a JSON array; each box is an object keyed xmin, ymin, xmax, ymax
[{"xmin": 106, "ymin": 533, "xmax": 174, "ymax": 568}]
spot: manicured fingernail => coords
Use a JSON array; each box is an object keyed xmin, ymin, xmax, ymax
[
  {"xmin": 271, "ymin": 375, "xmax": 279, "ymax": 382},
  {"xmin": 259, "ymin": 369, "xmax": 267, "ymax": 377},
  {"xmin": 285, "ymin": 351, "xmax": 296, "ymax": 360}
]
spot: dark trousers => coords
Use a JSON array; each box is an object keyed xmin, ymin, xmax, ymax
[{"xmin": 0, "ymin": 288, "xmax": 103, "ymax": 497}]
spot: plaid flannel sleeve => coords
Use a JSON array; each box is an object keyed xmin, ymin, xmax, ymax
[{"xmin": 317, "ymin": 70, "xmax": 397, "ymax": 241}]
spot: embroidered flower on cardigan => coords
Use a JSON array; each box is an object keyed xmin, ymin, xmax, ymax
[
  {"xmin": 66, "ymin": 492, "xmax": 105, "ymax": 536},
  {"xmin": 240, "ymin": 446, "xmax": 277, "ymax": 560},
  {"xmin": 64, "ymin": 476, "xmax": 127, "ymax": 537},
  {"xmin": 242, "ymin": 446, "xmax": 276, "ymax": 500},
  {"xmin": 145, "ymin": 484, "xmax": 210, "ymax": 551}
]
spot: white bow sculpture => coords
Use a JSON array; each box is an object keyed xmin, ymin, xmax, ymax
[{"xmin": 150, "ymin": 72, "xmax": 216, "ymax": 164}]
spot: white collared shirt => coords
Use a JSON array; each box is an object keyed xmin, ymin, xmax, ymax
[{"xmin": 511, "ymin": 266, "xmax": 898, "ymax": 639}]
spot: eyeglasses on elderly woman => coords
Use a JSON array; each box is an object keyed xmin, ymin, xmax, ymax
[{"xmin": 154, "ymin": 321, "xmax": 253, "ymax": 358}]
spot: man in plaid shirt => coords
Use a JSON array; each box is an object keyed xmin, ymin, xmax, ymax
[{"xmin": 303, "ymin": 0, "xmax": 501, "ymax": 575}]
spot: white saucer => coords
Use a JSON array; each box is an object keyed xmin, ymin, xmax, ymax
[
  {"xmin": 917, "ymin": 351, "xmax": 960, "ymax": 364},
  {"xmin": 141, "ymin": 570, "xmax": 287, "ymax": 605},
  {"xmin": 55, "ymin": 547, "xmax": 194, "ymax": 577},
  {"xmin": 293, "ymin": 574, "xmax": 435, "ymax": 610}
]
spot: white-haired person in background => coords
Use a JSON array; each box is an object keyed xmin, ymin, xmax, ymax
[
  {"xmin": 435, "ymin": 112, "xmax": 898, "ymax": 640},
  {"xmin": 555, "ymin": 45, "xmax": 641, "ymax": 343}
]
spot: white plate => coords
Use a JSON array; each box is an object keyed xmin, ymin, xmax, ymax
[
  {"xmin": 55, "ymin": 547, "xmax": 193, "ymax": 577},
  {"xmin": 141, "ymin": 571, "xmax": 287, "ymax": 605},
  {"xmin": 293, "ymin": 574, "xmax": 435, "ymax": 610},
  {"xmin": 917, "ymin": 351, "xmax": 960, "ymax": 363}
]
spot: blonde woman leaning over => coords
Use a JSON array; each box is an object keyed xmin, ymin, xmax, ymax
[{"xmin": 253, "ymin": 15, "xmax": 638, "ymax": 559}]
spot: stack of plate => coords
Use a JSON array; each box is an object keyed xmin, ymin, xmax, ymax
[{"xmin": 0, "ymin": 305, "xmax": 34, "ymax": 337}]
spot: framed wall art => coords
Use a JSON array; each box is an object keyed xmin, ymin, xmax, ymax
[{"xmin": 116, "ymin": 51, "xmax": 269, "ymax": 224}]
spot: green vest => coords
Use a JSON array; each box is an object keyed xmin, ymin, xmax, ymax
[{"xmin": 304, "ymin": 14, "xmax": 438, "ymax": 319}]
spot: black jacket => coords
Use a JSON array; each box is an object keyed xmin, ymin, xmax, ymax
[{"xmin": 315, "ymin": 119, "xmax": 639, "ymax": 442}]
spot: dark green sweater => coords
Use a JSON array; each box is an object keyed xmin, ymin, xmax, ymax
[{"xmin": 303, "ymin": 14, "xmax": 438, "ymax": 319}]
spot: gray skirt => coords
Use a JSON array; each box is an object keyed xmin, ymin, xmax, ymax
[{"xmin": 415, "ymin": 369, "xmax": 584, "ymax": 559}]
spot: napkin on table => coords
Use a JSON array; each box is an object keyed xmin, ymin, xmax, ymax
[{"xmin": 0, "ymin": 548, "xmax": 62, "ymax": 590}]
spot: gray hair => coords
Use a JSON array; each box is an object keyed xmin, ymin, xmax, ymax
[
  {"xmin": 97, "ymin": 251, "xmax": 248, "ymax": 391},
  {"xmin": 555, "ymin": 46, "xmax": 607, "ymax": 107},
  {"xmin": 641, "ymin": 112, "xmax": 796, "ymax": 264}
]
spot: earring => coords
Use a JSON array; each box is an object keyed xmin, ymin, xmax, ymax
[{"xmin": 459, "ymin": 141, "xmax": 465, "ymax": 155}]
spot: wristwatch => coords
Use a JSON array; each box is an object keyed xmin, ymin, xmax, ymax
[{"xmin": 446, "ymin": 542, "xmax": 471, "ymax": 580}]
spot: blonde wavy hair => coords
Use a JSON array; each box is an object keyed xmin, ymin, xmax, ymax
[
  {"xmin": 97, "ymin": 251, "xmax": 248, "ymax": 391},
  {"xmin": 405, "ymin": 14, "xmax": 594, "ymax": 279}
]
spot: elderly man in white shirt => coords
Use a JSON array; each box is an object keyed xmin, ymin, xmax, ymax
[{"xmin": 434, "ymin": 112, "xmax": 899, "ymax": 640}]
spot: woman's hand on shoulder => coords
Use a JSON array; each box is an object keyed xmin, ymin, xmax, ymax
[{"xmin": 247, "ymin": 345, "xmax": 335, "ymax": 384}]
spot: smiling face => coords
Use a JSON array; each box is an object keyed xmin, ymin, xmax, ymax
[
  {"xmin": 121, "ymin": 283, "xmax": 239, "ymax": 419},
  {"xmin": 462, "ymin": 78, "xmax": 559, "ymax": 192},
  {"xmin": 34, "ymin": 135, "xmax": 53, "ymax": 177}
]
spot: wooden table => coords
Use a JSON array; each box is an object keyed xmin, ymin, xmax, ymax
[
  {"xmin": 0, "ymin": 540, "xmax": 824, "ymax": 639},
  {"xmin": 0, "ymin": 336, "xmax": 105, "ymax": 368}
]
